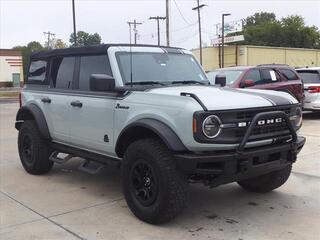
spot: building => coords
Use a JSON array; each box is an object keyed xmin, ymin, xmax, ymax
[
  {"xmin": 0, "ymin": 49, "xmax": 24, "ymax": 87},
  {"xmin": 192, "ymin": 45, "xmax": 320, "ymax": 72}
]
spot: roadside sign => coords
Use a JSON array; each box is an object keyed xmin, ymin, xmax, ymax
[
  {"xmin": 211, "ymin": 35, "xmax": 244, "ymax": 45},
  {"xmin": 216, "ymin": 20, "xmax": 243, "ymax": 35}
]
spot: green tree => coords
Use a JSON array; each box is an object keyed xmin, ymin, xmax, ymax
[
  {"xmin": 241, "ymin": 12, "xmax": 320, "ymax": 49},
  {"xmin": 69, "ymin": 31, "xmax": 102, "ymax": 47},
  {"xmin": 53, "ymin": 39, "xmax": 68, "ymax": 49},
  {"xmin": 13, "ymin": 41, "xmax": 44, "ymax": 80},
  {"xmin": 244, "ymin": 12, "xmax": 277, "ymax": 27}
]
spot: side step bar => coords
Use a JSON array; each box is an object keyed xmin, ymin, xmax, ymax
[
  {"xmin": 49, "ymin": 151, "xmax": 73, "ymax": 164},
  {"xmin": 50, "ymin": 142, "xmax": 121, "ymax": 168}
]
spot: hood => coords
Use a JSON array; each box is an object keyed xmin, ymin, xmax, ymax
[{"xmin": 148, "ymin": 86, "xmax": 296, "ymax": 111}]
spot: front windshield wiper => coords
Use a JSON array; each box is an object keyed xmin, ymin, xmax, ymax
[
  {"xmin": 171, "ymin": 80, "xmax": 207, "ymax": 85},
  {"xmin": 125, "ymin": 81, "xmax": 166, "ymax": 86}
]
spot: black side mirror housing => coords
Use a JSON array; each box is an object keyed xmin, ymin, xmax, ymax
[
  {"xmin": 90, "ymin": 74, "xmax": 115, "ymax": 92},
  {"xmin": 215, "ymin": 74, "xmax": 227, "ymax": 87}
]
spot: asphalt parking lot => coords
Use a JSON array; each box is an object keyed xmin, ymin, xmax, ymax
[{"xmin": 0, "ymin": 102, "xmax": 319, "ymax": 240}]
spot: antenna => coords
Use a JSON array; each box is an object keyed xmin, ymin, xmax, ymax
[{"xmin": 127, "ymin": 22, "xmax": 134, "ymax": 87}]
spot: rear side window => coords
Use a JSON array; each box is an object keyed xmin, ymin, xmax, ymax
[
  {"xmin": 297, "ymin": 71, "xmax": 320, "ymax": 84},
  {"xmin": 260, "ymin": 69, "xmax": 280, "ymax": 84},
  {"xmin": 51, "ymin": 57, "xmax": 75, "ymax": 89},
  {"xmin": 279, "ymin": 69, "xmax": 299, "ymax": 80},
  {"xmin": 78, "ymin": 55, "xmax": 112, "ymax": 91},
  {"xmin": 28, "ymin": 60, "xmax": 47, "ymax": 83}
]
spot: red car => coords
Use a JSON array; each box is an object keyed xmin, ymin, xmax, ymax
[{"xmin": 207, "ymin": 64, "xmax": 304, "ymax": 103}]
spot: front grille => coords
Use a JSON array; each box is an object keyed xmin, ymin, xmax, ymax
[
  {"xmin": 233, "ymin": 107, "xmax": 293, "ymax": 142},
  {"xmin": 235, "ymin": 123, "xmax": 290, "ymax": 140},
  {"xmin": 193, "ymin": 105, "xmax": 297, "ymax": 144},
  {"xmin": 236, "ymin": 107, "xmax": 291, "ymax": 120}
]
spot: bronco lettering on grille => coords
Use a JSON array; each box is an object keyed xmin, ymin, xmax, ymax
[{"xmin": 238, "ymin": 118, "xmax": 283, "ymax": 128}]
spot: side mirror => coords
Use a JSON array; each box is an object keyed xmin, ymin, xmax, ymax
[
  {"xmin": 242, "ymin": 79, "xmax": 255, "ymax": 88},
  {"xmin": 215, "ymin": 74, "xmax": 227, "ymax": 87},
  {"xmin": 90, "ymin": 74, "xmax": 115, "ymax": 92}
]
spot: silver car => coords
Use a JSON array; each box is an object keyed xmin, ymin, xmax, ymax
[{"xmin": 296, "ymin": 67, "xmax": 320, "ymax": 111}]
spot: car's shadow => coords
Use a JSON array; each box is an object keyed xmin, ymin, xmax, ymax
[{"xmin": 49, "ymin": 158, "xmax": 299, "ymax": 229}]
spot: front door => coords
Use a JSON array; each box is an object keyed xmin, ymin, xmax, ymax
[
  {"xmin": 68, "ymin": 54, "xmax": 116, "ymax": 155},
  {"xmin": 12, "ymin": 73, "xmax": 20, "ymax": 87}
]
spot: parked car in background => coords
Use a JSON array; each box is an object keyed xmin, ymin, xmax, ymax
[
  {"xmin": 207, "ymin": 64, "xmax": 304, "ymax": 103},
  {"xmin": 296, "ymin": 67, "xmax": 320, "ymax": 111}
]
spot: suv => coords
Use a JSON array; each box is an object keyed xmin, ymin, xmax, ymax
[
  {"xmin": 16, "ymin": 45, "xmax": 305, "ymax": 224},
  {"xmin": 296, "ymin": 67, "xmax": 320, "ymax": 111},
  {"xmin": 207, "ymin": 65, "xmax": 304, "ymax": 103}
]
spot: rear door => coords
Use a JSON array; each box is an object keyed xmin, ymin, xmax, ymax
[
  {"xmin": 43, "ymin": 56, "xmax": 76, "ymax": 144},
  {"xmin": 68, "ymin": 54, "xmax": 116, "ymax": 155}
]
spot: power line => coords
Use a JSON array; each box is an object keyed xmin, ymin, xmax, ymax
[
  {"xmin": 127, "ymin": 20, "xmax": 143, "ymax": 44},
  {"xmin": 192, "ymin": 0, "xmax": 207, "ymax": 65},
  {"xmin": 139, "ymin": 22, "xmax": 197, "ymax": 38},
  {"xmin": 149, "ymin": 16, "xmax": 166, "ymax": 46},
  {"xmin": 173, "ymin": 0, "xmax": 196, "ymax": 26},
  {"xmin": 43, "ymin": 31, "xmax": 55, "ymax": 49}
]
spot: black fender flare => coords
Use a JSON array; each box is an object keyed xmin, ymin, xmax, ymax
[
  {"xmin": 115, "ymin": 118, "xmax": 187, "ymax": 157},
  {"xmin": 15, "ymin": 104, "xmax": 51, "ymax": 140}
]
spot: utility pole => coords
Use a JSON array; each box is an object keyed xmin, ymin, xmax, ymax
[
  {"xmin": 166, "ymin": 0, "xmax": 170, "ymax": 46},
  {"xmin": 127, "ymin": 20, "xmax": 143, "ymax": 44},
  {"xmin": 43, "ymin": 31, "xmax": 55, "ymax": 49},
  {"xmin": 149, "ymin": 16, "xmax": 166, "ymax": 46},
  {"xmin": 72, "ymin": 0, "xmax": 77, "ymax": 46},
  {"xmin": 221, "ymin": 13, "xmax": 231, "ymax": 68},
  {"xmin": 192, "ymin": 0, "xmax": 206, "ymax": 65}
]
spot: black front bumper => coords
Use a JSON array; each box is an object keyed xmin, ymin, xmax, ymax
[
  {"xmin": 175, "ymin": 111, "xmax": 306, "ymax": 187},
  {"xmin": 175, "ymin": 136, "xmax": 305, "ymax": 187}
]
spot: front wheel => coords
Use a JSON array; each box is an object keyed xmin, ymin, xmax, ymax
[
  {"xmin": 238, "ymin": 165, "xmax": 292, "ymax": 193},
  {"xmin": 121, "ymin": 138, "xmax": 188, "ymax": 224}
]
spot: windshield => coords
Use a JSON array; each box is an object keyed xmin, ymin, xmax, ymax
[
  {"xmin": 207, "ymin": 70, "xmax": 243, "ymax": 85},
  {"xmin": 297, "ymin": 71, "xmax": 320, "ymax": 84},
  {"xmin": 116, "ymin": 52, "xmax": 208, "ymax": 85}
]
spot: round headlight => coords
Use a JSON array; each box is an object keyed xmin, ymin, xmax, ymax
[
  {"xmin": 202, "ymin": 115, "xmax": 222, "ymax": 138},
  {"xmin": 291, "ymin": 107, "xmax": 303, "ymax": 128}
]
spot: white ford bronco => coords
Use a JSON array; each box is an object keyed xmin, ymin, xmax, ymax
[{"xmin": 16, "ymin": 44, "xmax": 305, "ymax": 224}]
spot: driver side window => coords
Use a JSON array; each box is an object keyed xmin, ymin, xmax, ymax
[{"xmin": 244, "ymin": 69, "xmax": 262, "ymax": 85}]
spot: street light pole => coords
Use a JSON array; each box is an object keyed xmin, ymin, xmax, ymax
[
  {"xmin": 72, "ymin": 0, "xmax": 77, "ymax": 46},
  {"xmin": 192, "ymin": 0, "xmax": 206, "ymax": 65},
  {"xmin": 221, "ymin": 13, "xmax": 231, "ymax": 68}
]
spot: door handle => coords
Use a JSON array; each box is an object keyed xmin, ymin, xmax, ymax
[
  {"xmin": 70, "ymin": 100, "xmax": 83, "ymax": 108},
  {"xmin": 41, "ymin": 97, "xmax": 51, "ymax": 103}
]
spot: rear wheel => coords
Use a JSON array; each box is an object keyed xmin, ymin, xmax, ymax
[
  {"xmin": 18, "ymin": 120, "xmax": 53, "ymax": 175},
  {"xmin": 238, "ymin": 165, "xmax": 292, "ymax": 193},
  {"xmin": 121, "ymin": 138, "xmax": 188, "ymax": 224}
]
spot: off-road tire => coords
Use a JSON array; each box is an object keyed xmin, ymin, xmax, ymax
[
  {"xmin": 121, "ymin": 138, "xmax": 188, "ymax": 224},
  {"xmin": 238, "ymin": 165, "xmax": 292, "ymax": 193},
  {"xmin": 18, "ymin": 120, "xmax": 53, "ymax": 175}
]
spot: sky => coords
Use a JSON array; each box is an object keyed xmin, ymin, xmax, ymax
[{"xmin": 0, "ymin": 0, "xmax": 320, "ymax": 50}]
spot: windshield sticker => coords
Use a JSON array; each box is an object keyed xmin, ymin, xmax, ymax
[{"xmin": 270, "ymin": 71, "xmax": 277, "ymax": 81}]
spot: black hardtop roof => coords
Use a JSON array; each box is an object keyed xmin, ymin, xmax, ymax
[{"xmin": 30, "ymin": 44, "xmax": 185, "ymax": 60}]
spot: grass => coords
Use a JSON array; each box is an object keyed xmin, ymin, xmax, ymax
[{"xmin": 0, "ymin": 92, "xmax": 19, "ymax": 98}]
